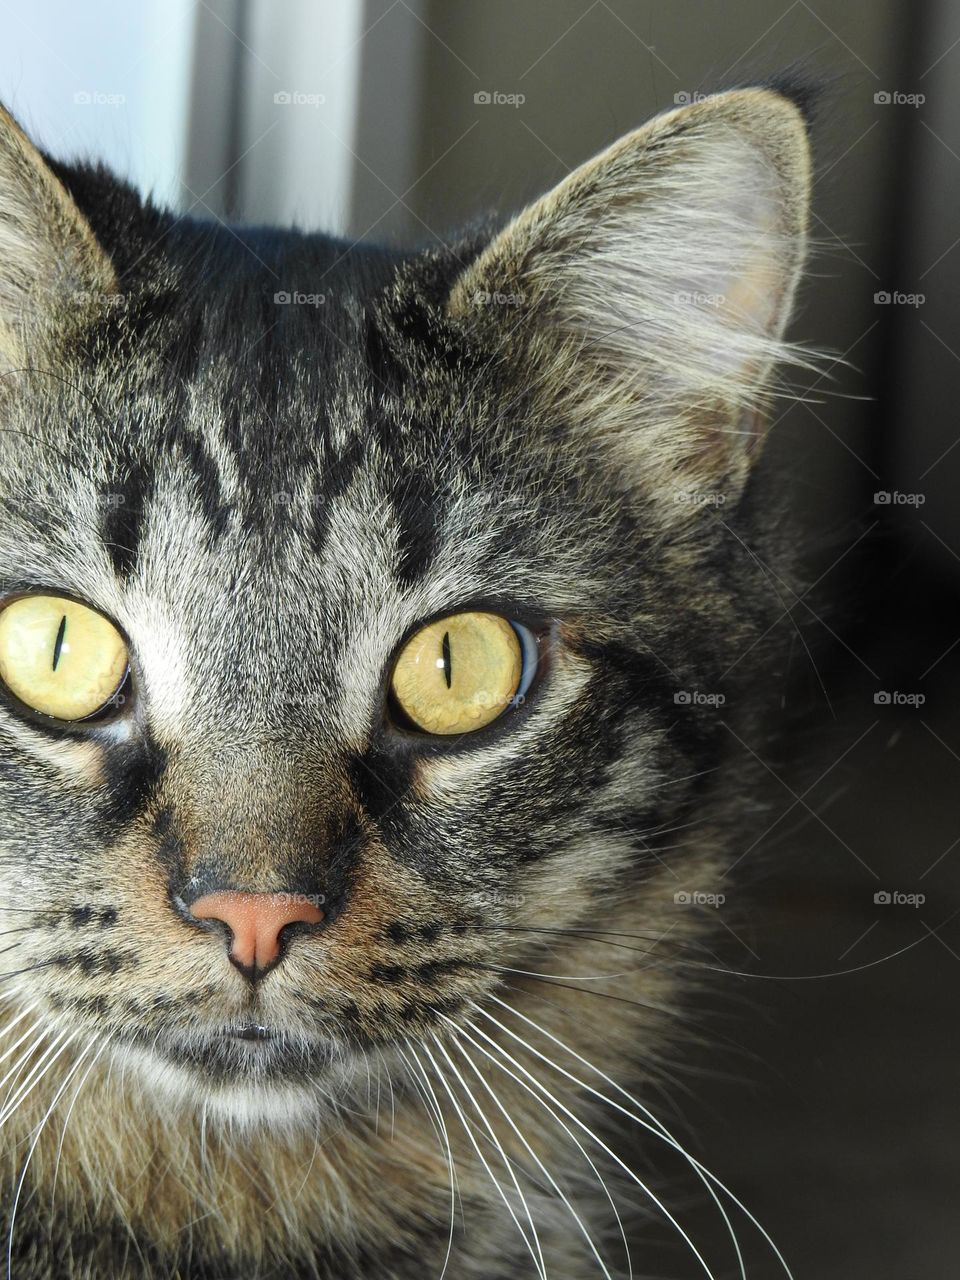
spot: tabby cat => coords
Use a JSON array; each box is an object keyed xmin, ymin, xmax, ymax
[{"xmin": 0, "ymin": 80, "xmax": 812, "ymax": 1278}]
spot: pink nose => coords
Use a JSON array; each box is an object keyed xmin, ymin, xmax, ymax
[{"xmin": 189, "ymin": 891, "xmax": 324, "ymax": 973}]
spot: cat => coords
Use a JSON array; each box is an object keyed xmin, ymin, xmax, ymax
[{"xmin": 0, "ymin": 77, "xmax": 813, "ymax": 1279}]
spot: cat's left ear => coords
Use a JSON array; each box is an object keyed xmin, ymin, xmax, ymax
[
  {"xmin": 0, "ymin": 104, "xmax": 117, "ymax": 376},
  {"xmin": 448, "ymin": 87, "xmax": 813, "ymax": 503}
]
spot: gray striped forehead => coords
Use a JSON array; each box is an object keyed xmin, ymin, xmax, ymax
[{"xmin": 0, "ymin": 284, "xmax": 596, "ymax": 754}]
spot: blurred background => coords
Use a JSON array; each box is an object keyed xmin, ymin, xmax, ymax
[{"xmin": 2, "ymin": 2, "xmax": 958, "ymax": 1276}]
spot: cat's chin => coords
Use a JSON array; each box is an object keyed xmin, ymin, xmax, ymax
[{"xmin": 112, "ymin": 1029, "xmax": 362, "ymax": 1132}]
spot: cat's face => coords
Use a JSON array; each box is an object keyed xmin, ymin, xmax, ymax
[{"xmin": 0, "ymin": 89, "xmax": 810, "ymax": 1124}]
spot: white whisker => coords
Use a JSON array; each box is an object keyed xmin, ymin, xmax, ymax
[
  {"xmin": 431, "ymin": 1034, "xmax": 551, "ymax": 1279},
  {"xmin": 443, "ymin": 1025, "xmax": 621, "ymax": 1280},
  {"xmin": 0, "ymin": 1012, "xmax": 43, "ymax": 1074},
  {"xmin": 418, "ymin": 1038, "xmax": 547, "ymax": 1280},
  {"xmin": 0, "ymin": 1028, "xmax": 74, "ymax": 1127},
  {"xmin": 487, "ymin": 965, "xmax": 630, "ymax": 983},
  {"xmin": 50, "ymin": 1036, "xmax": 110, "ymax": 1207},
  {"xmin": 399, "ymin": 1042, "xmax": 460, "ymax": 1280},
  {"xmin": 461, "ymin": 1009, "xmax": 717, "ymax": 1280},
  {"xmin": 6, "ymin": 1037, "xmax": 94, "ymax": 1280},
  {"xmin": 445, "ymin": 1017, "xmax": 636, "ymax": 1280},
  {"xmin": 0, "ymin": 999, "xmax": 37, "ymax": 1038},
  {"xmin": 396, "ymin": 1044, "xmax": 451, "ymax": 1171},
  {"xmin": 482, "ymin": 995, "xmax": 790, "ymax": 1279},
  {"xmin": 483, "ymin": 994, "xmax": 747, "ymax": 1278}
]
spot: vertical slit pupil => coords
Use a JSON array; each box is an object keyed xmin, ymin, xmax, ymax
[
  {"xmin": 441, "ymin": 631, "xmax": 452, "ymax": 689},
  {"xmin": 52, "ymin": 615, "xmax": 67, "ymax": 672}
]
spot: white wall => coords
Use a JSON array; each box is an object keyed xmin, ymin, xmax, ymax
[
  {"xmin": 222, "ymin": 0, "xmax": 424, "ymax": 238},
  {"xmin": 0, "ymin": 0, "xmax": 424, "ymax": 238},
  {"xmin": 237, "ymin": 0, "xmax": 366, "ymax": 232},
  {"xmin": 0, "ymin": 0, "xmax": 195, "ymax": 209}
]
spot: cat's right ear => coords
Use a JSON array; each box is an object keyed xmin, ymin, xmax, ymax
[
  {"xmin": 447, "ymin": 87, "xmax": 813, "ymax": 506},
  {"xmin": 0, "ymin": 104, "xmax": 117, "ymax": 376}
]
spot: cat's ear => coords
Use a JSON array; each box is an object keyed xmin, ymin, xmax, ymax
[
  {"xmin": 448, "ymin": 87, "xmax": 812, "ymax": 504},
  {"xmin": 0, "ymin": 104, "xmax": 117, "ymax": 375}
]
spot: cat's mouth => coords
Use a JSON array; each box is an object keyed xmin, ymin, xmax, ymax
[
  {"xmin": 226, "ymin": 1023, "xmax": 273, "ymax": 1042},
  {"xmin": 143, "ymin": 1021, "xmax": 342, "ymax": 1083},
  {"xmin": 114, "ymin": 1018, "xmax": 364, "ymax": 1125}
]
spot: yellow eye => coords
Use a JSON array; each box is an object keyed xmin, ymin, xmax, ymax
[
  {"xmin": 0, "ymin": 595, "xmax": 128, "ymax": 721},
  {"xmin": 390, "ymin": 611, "xmax": 528, "ymax": 735}
]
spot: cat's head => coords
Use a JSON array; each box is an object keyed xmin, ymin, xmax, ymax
[{"xmin": 0, "ymin": 87, "xmax": 811, "ymax": 1125}]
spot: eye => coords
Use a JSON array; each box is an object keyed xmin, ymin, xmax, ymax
[
  {"xmin": 0, "ymin": 595, "xmax": 129, "ymax": 721},
  {"xmin": 390, "ymin": 611, "xmax": 538, "ymax": 736}
]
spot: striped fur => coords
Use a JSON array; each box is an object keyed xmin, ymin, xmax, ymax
[{"xmin": 0, "ymin": 86, "xmax": 812, "ymax": 1278}]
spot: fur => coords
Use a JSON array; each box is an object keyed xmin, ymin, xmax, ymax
[{"xmin": 0, "ymin": 86, "xmax": 812, "ymax": 1278}]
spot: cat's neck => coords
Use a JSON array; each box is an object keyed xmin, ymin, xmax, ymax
[{"xmin": 0, "ymin": 1046, "xmax": 457, "ymax": 1276}]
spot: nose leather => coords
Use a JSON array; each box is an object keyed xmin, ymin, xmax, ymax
[{"xmin": 189, "ymin": 890, "xmax": 324, "ymax": 972}]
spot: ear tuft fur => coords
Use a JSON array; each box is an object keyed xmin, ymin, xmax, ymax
[
  {"xmin": 740, "ymin": 67, "xmax": 825, "ymax": 125},
  {"xmin": 448, "ymin": 88, "xmax": 817, "ymax": 505},
  {"xmin": 0, "ymin": 104, "xmax": 118, "ymax": 376}
]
